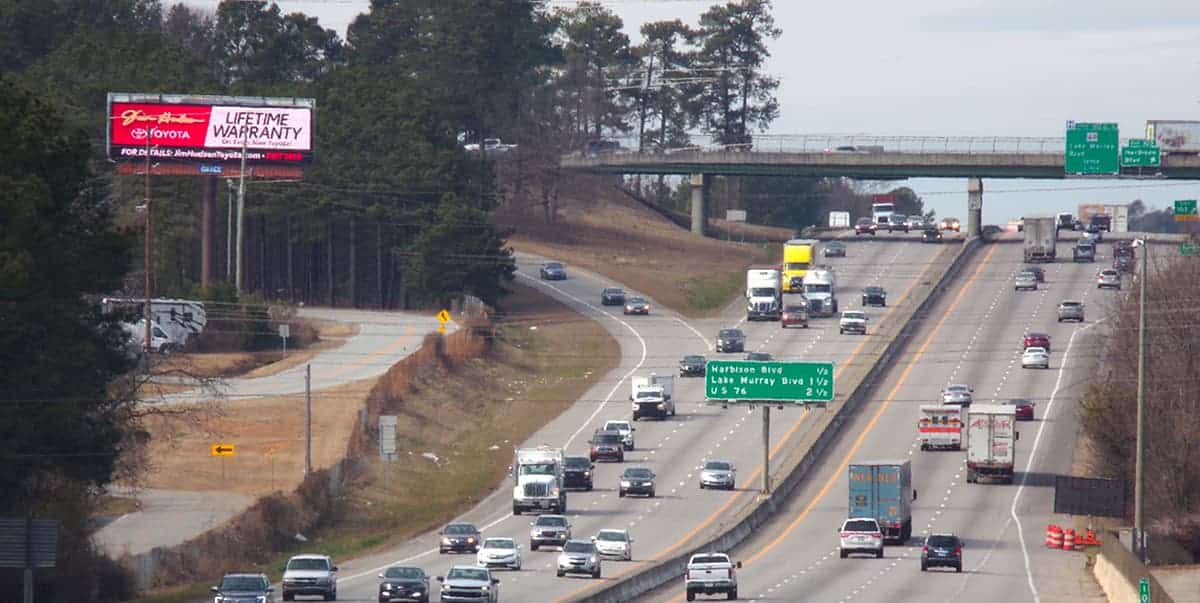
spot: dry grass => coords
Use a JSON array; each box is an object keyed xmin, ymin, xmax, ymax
[
  {"xmin": 503, "ymin": 197, "xmax": 779, "ymax": 317},
  {"xmin": 94, "ymin": 495, "xmax": 141, "ymax": 518},
  {"xmin": 153, "ymin": 321, "xmax": 358, "ymax": 382}
]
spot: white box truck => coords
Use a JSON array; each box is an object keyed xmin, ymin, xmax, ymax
[
  {"xmin": 511, "ymin": 446, "xmax": 566, "ymax": 514},
  {"xmin": 918, "ymin": 404, "xmax": 963, "ymax": 451},
  {"xmin": 1022, "ymin": 216, "xmax": 1057, "ymax": 263},
  {"xmin": 828, "ymin": 211, "xmax": 851, "ymax": 229},
  {"xmin": 965, "ymin": 404, "xmax": 1018, "ymax": 484},
  {"xmin": 631, "ymin": 374, "xmax": 675, "ymax": 420},
  {"xmin": 745, "ymin": 269, "xmax": 782, "ymax": 321}
]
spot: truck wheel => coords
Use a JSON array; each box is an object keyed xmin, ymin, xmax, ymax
[
  {"xmin": 728, "ymin": 588, "xmax": 738, "ymax": 600},
  {"xmin": 513, "ymin": 505, "xmax": 521, "ymax": 515},
  {"xmin": 687, "ymin": 592, "xmax": 696, "ymax": 602},
  {"xmin": 619, "ymin": 490, "xmax": 625, "ymax": 498},
  {"xmin": 531, "ymin": 541, "xmax": 539, "ymax": 551},
  {"xmin": 283, "ymin": 593, "xmax": 294, "ymax": 601},
  {"xmin": 556, "ymin": 570, "xmax": 564, "ymax": 577},
  {"xmin": 592, "ymin": 568, "xmax": 601, "ymax": 579},
  {"xmin": 840, "ymin": 550, "xmax": 847, "ymax": 559},
  {"xmin": 632, "ymin": 414, "xmax": 639, "ymax": 422},
  {"xmin": 876, "ymin": 548, "xmax": 884, "ymax": 559}
]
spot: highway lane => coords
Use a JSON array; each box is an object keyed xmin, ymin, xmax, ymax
[
  {"xmin": 635, "ymin": 236, "xmax": 1109, "ymax": 603},
  {"xmin": 327, "ymin": 237, "xmax": 950, "ymax": 603}
]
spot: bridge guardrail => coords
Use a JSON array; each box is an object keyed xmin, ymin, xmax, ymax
[{"xmin": 587, "ymin": 134, "xmax": 1152, "ymax": 156}]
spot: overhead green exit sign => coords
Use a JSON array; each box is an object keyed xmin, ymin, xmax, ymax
[{"xmin": 1066, "ymin": 122, "xmax": 1119, "ymax": 175}]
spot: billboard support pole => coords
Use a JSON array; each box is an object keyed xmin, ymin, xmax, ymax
[
  {"xmin": 226, "ymin": 180, "xmax": 234, "ymax": 281},
  {"xmin": 143, "ymin": 135, "xmax": 153, "ymax": 354},
  {"xmin": 235, "ymin": 138, "xmax": 247, "ymax": 295},
  {"xmin": 761, "ymin": 405, "xmax": 771, "ymax": 494}
]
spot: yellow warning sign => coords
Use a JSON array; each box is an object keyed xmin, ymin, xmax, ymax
[
  {"xmin": 436, "ymin": 309, "xmax": 451, "ymax": 324},
  {"xmin": 210, "ymin": 444, "xmax": 236, "ymax": 457}
]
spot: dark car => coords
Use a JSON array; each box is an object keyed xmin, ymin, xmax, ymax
[
  {"xmin": 1113, "ymin": 241, "xmax": 1135, "ymax": 259},
  {"xmin": 1023, "ymin": 332, "xmax": 1051, "ymax": 353},
  {"xmin": 1003, "ymin": 398, "xmax": 1036, "ymax": 421},
  {"xmin": 862, "ymin": 286, "xmax": 887, "ymax": 307},
  {"xmin": 679, "ymin": 354, "xmax": 707, "ymax": 377},
  {"xmin": 439, "ymin": 522, "xmax": 481, "ymax": 554},
  {"xmin": 781, "ymin": 304, "xmax": 808, "ymax": 328},
  {"xmin": 589, "ymin": 430, "xmax": 624, "ymax": 462},
  {"xmin": 618, "ymin": 467, "xmax": 656, "ymax": 498},
  {"xmin": 1114, "ymin": 256, "xmax": 1135, "ymax": 273},
  {"xmin": 715, "ymin": 328, "xmax": 745, "ymax": 353},
  {"xmin": 378, "ymin": 565, "xmax": 431, "ymax": 603},
  {"xmin": 855, "ymin": 217, "xmax": 876, "ymax": 236},
  {"xmin": 1023, "ymin": 265, "xmax": 1045, "ymax": 282},
  {"xmin": 212, "ymin": 573, "xmax": 274, "ymax": 603},
  {"xmin": 1073, "ymin": 243, "xmax": 1096, "ymax": 263},
  {"xmin": 922, "ymin": 227, "xmax": 943, "ymax": 243},
  {"xmin": 1085, "ymin": 223, "xmax": 1105, "ymax": 241},
  {"xmin": 745, "ymin": 351, "xmax": 772, "ymax": 362},
  {"xmin": 539, "ymin": 262, "xmax": 567, "ymax": 280},
  {"xmin": 600, "ymin": 288, "xmax": 626, "ymax": 306},
  {"xmin": 920, "ymin": 533, "xmax": 962, "ymax": 572},
  {"xmin": 562, "ymin": 455, "xmax": 594, "ymax": 490},
  {"xmin": 823, "ymin": 241, "xmax": 847, "ymax": 257}
]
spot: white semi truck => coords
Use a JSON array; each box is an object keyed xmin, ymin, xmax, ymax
[
  {"xmin": 965, "ymin": 405, "xmax": 1018, "ymax": 484},
  {"xmin": 1022, "ymin": 216, "xmax": 1058, "ymax": 263},
  {"xmin": 511, "ymin": 446, "xmax": 567, "ymax": 514},
  {"xmin": 745, "ymin": 269, "xmax": 782, "ymax": 321},
  {"xmin": 631, "ymin": 374, "xmax": 675, "ymax": 420},
  {"xmin": 803, "ymin": 267, "xmax": 838, "ymax": 317}
]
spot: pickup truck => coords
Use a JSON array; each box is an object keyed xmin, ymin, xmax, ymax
[
  {"xmin": 684, "ymin": 552, "xmax": 740, "ymax": 601},
  {"xmin": 839, "ymin": 310, "xmax": 868, "ymax": 335}
]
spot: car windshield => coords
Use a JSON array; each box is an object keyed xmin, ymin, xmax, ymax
[
  {"xmin": 1102, "ymin": 270, "xmax": 1118, "ymax": 276},
  {"xmin": 536, "ymin": 516, "xmax": 566, "ymax": 527},
  {"xmin": 865, "ymin": 287, "xmax": 883, "ymax": 294},
  {"xmin": 926, "ymin": 535, "xmax": 958, "ymax": 548},
  {"xmin": 844, "ymin": 312, "xmax": 866, "ymax": 320},
  {"xmin": 1061, "ymin": 301, "xmax": 1081, "ymax": 307},
  {"xmin": 844, "ymin": 519, "xmax": 879, "ymax": 532},
  {"xmin": 604, "ymin": 288, "xmax": 623, "ymax": 295},
  {"xmin": 483, "ymin": 538, "xmax": 515, "ymax": 549},
  {"xmin": 384, "ymin": 567, "xmax": 424, "ymax": 580},
  {"xmin": 628, "ymin": 297, "xmax": 647, "ymax": 304},
  {"xmin": 719, "ymin": 330, "xmax": 742, "ymax": 338},
  {"xmin": 444, "ymin": 524, "xmax": 476, "ymax": 535},
  {"xmin": 623, "ymin": 468, "xmax": 653, "ymax": 479},
  {"xmin": 220, "ymin": 576, "xmax": 267, "ymax": 591},
  {"xmin": 683, "ymin": 355, "xmax": 705, "ymax": 363},
  {"xmin": 948, "ymin": 385, "xmax": 969, "ymax": 393},
  {"xmin": 749, "ymin": 287, "xmax": 776, "ymax": 297},
  {"xmin": 605, "ymin": 421, "xmax": 630, "ymax": 431},
  {"xmin": 447, "ymin": 567, "xmax": 489, "ymax": 581},
  {"xmin": 828, "ymin": 242, "xmax": 844, "ymax": 249},
  {"xmin": 704, "ymin": 461, "xmax": 732, "ymax": 471},
  {"xmin": 564, "ymin": 457, "xmax": 590, "ymax": 468},
  {"xmin": 805, "ymin": 284, "xmax": 832, "ymax": 293},
  {"xmin": 596, "ymin": 531, "xmax": 627, "ymax": 542},
  {"xmin": 287, "ymin": 558, "xmax": 329, "ymax": 571},
  {"xmin": 784, "ymin": 262, "xmax": 810, "ymax": 271},
  {"xmin": 1026, "ymin": 347, "xmax": 1046, "ymax": 354},
  {"xmin": 545, "ymin": 263, "xmax": 563, "ymax": 270},
  {"xmin": 596, "ymin": 433, "xmax": 622, "ymax": 443},
  {"xmin": 563, "ymin": 541, "xmax": 594, "ymax": 553}
]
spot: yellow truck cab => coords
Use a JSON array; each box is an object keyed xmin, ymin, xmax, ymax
[{"xmin": 782, "ymin": 239, "xmax": 818, "ymax": 293}]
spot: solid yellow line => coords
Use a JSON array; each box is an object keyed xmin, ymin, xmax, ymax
[
  {"xmin": 738, "ymin": 241, "xmax": 999, "ymax": 569},
  {"xmin": 550, "ymin": 244, "xmax": 950, "ymax": 603}
]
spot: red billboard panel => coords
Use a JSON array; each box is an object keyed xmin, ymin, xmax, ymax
[{"xmin": 107, "ymin": 94, "xmax": 314, "ymax": 165}]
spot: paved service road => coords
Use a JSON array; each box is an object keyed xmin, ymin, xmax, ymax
[
  {"xmin": 100, "ymin": 308, "xmax": 445, "ymax": 557},
  {"xmin": 635, "ymin": 235, "xmax": 1107, "ymax": 603},
  {"xmin": 327, "ymin": 237, "xmax": 952, "ymax": 603}
]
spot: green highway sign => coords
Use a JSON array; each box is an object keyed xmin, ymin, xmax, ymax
[
  {"xmin": 1175, "ymin": 199, "xmax": 1198, "ymax": 222},
  {"xmin": 1181, "ymin": 244, "xmax": 1197, "ymax": 256},
  {"xmin": 1127, "ymin": 138, "xmax": 1152, "ymax": 148},
  {"xmin": 1121, "ymin": 142, "xmax": 1161, "ymax": 168},
  {"xmin": 1066, "ymin": 122, "xmax": 1120, "ymax": 175},
  {"xmin": 1139, "ymin": 577, "xmax": 1150, "ymax": 602},
  {"xmin": 705, "ymin": 360, "xmax": 834, "ymax": 403}
]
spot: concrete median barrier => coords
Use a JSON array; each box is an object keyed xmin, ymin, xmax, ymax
[{"xmin": 572, "ymin": 237, "xmax": 984, "ymax": 603}]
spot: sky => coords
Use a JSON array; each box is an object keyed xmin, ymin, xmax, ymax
[{"xmin": 184, "ymin": 0, "xmax": 1200, "ymax": 223}]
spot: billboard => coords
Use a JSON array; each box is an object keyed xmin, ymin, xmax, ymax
[{"xmin": 106, "ymin": 93, "xmax": 314, "ymax": 168}]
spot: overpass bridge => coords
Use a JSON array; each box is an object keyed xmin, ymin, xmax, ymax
[{"xmin": 560, "ymin": 134, "xmax": 1200, "ymax": 237}]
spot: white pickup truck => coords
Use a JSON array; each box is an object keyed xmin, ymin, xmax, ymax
[{"xmin": 684, "ymin": 552, "xmax": 740, "ymax": 601}]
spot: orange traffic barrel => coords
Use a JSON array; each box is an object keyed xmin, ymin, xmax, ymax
[
  {"xmin": 1045, "ymin": 524, "xmax": 1063, "ymax": 549},
  {"xmin": 1062, "ymin": 528, "xmax": 1076, "ymax": 551}
]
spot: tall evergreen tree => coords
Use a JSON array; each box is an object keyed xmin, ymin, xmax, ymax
[{"xmin": 691, "ymin": 0, "xmax": 781, "ymax": 145}]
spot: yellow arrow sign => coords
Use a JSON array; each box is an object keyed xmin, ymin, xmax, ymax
[
  {"xmin": 210, "ymin": 443, "xmax": 236, "ymax": 457},
  {"xmin": 436, "ymin": 309, "xmax": 451, "ymax": 324}
]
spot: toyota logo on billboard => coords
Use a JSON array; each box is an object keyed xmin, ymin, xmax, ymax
[{"xmin": 130, "ymin": 127, "xmax": 149, "ymax": 140}]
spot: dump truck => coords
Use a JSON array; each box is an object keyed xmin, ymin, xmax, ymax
[
  {"xmin": 965, "ymin": 404, "xmax": 1018, "ymax": 484},
  {"xmin": 1022, "ymin": 215, "xmax": 1057, "ymax": 262},
  {"xmin": 848, "ymin": 460, "xmax": 916, "ymax": 543}
]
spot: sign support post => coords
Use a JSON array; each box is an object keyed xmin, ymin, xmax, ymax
[
  {"xmin": 761, "ymin": 405, "xmax": 771, "ymax": 494},
  {"xmin": 305, "ymin": 363, "xmax": 312, "ymax": 476},
  {"xmin": 235, "ymin": 138, "xmax": 247, "ymax": 294}
]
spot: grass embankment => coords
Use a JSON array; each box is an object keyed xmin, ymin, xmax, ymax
[
  {"xmin": 504, "ymin": 201, "xmax": 785, "ymax": 317},
  {"xmin": 131, "ymin": 283, "xmax": 619, "ymax": 602}
]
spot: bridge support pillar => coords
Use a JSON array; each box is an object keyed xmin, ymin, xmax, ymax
[
  {"xmin": 690, "ymin": 173, "xmax": 708, "ymax": 235},
  {"xmin": 967, "ymin": 177, "xmax": 983, "ymax": 238}
]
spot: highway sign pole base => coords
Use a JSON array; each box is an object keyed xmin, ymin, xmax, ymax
[{"xmin": 761, "ymin": 405, "xmax": 771, "ymax": 495}]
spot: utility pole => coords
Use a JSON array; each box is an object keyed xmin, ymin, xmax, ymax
[
  {"xmin": 226, "ymin": 179, "xmax": 234, "ymax": 281},
  {"xmin": 143, "ymin": 135, "xmax": 153, "ymax": 353},
  {"xmin": 235, "ymin": 138, "xmax": 248, "ymax": 294},
  {"xmin": 304, "ymin": 363, "xmax": 312, "ymax": 476},
  {"xmin": 761, "ymin": 405, "xmax": 771, "ymax": 494},
  {"xmin": 1134, "ymin": 237, "xmax": 1148, "ymax": 563}
]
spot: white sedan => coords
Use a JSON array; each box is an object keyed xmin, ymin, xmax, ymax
[
  {"xmin": 1022, "ymin": 347, "xmax": 1049, "ymax": 369},
  {"xmin": 592, "ymin": 529, "xmax": 633, "ymax": 560},
  {"xmin": 476, "ymin": 537, "xmax": 522, "ymax": 570}
]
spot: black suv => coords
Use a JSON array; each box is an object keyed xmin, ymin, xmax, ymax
[
  {"xmin": 562, "ymin": 455, "xmax": 594, "ymax": 490},
  {"xmin": 920, "ymin": 533, "xmax": 962, "ymax": 572},
  {"xmin": 921, "ymin": 227, "xmax": 942, "ymax": 243},
  {"xmin": 212, "ymin": 573, "xmax": 274, "ymax": 603},
  {"xmin": 716, "ymin": 328, "xmax": 745, "ymax": 353},
  {"xmin": 862, "ymin": 286, "xmax": 887, "ymax": 307},
  {"xmin": 600, "ymin": 287, "xmax": 626, "ymax": 306},
  {"xmin": 679, "ymin": 354, "xmax": 706, "ymax": 377}
]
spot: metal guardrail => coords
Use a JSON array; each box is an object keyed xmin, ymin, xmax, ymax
[{"xmin": 582, "ymin": 134, "xmax": 1143, "ymax": 156}]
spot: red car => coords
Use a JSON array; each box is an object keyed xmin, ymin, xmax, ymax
[
  {"xmin": 1005, "ymin": 399, "xmax": 1035, "ymax": 421},
  {"xmin": 855, "ymin": 218, "xmax": 877, "ymax": 235},
  {"xmin": 781, "ymin": 305, "xmax": 809, "ymax": 328},
  {"xmin": 1023, "ymin": 332, "xmax": 1050, "ymax": 353}
]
